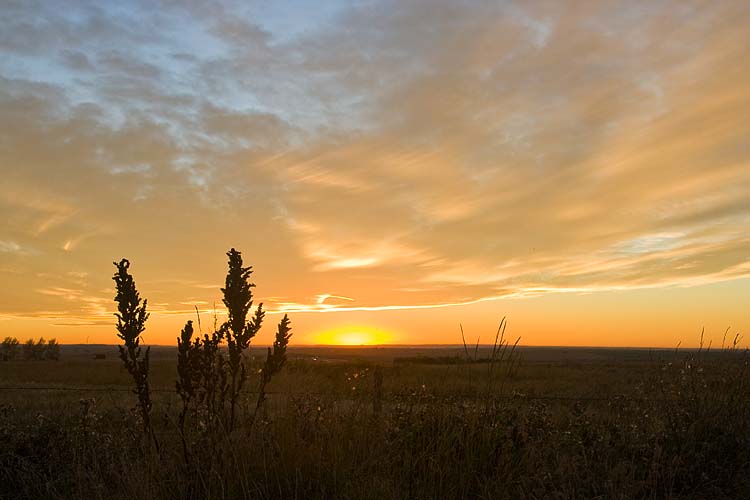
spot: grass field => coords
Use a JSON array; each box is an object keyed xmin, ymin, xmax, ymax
[{"xmin": 1, "ymin": 343, "xmax": 749, "ymax": 499}]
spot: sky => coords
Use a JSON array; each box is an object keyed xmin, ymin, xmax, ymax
[{"xmin": 1, "ymin": 0, "xmax": 748, "ymax": 347}]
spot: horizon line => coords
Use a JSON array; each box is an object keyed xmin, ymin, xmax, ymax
[{"xmin": 55, "ymin": 343, "xmax": 723, "ymax": 350}]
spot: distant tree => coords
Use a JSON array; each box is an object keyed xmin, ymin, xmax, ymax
[
  {"xmin": 23, "ymin": 339, "xmax": 34, "ymax": 360},
  {"xmin": 22, "ymin": 338, "xmax": 47, "ymax": 360},
  {"xmin": 1, "ymin": 337, "xmax": 19, "ymax": 361},
  {"xmin": 33, "ymin": 337, "xmax": 46, "ymax": 360},
  {"xmin": 45, "ymin": 338, "xmax": 60, "ymax": 360},
  {"xmin": 22, "ymin": 338, "xmax": 35, "ymax": 360},
  {"xmin": 4, "ymin": 337, "xmax": 57, "ymax": 361}
]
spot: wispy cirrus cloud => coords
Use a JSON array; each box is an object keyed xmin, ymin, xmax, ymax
[{"xmin": 0, "ymin": 0, "xmax": 748, "ymax": 341}]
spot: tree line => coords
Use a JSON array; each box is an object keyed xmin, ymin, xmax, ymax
[{"xmin": 0, "ymin": 337, "xmax": 60, "ymax": 361}]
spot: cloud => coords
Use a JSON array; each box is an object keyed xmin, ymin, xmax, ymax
[
  {"xmin": 268, "ymin": 0, "xmax": 750, "ymax": 301},
  {"xmin": 0, "ymin": 0, "xmax": 748, "ymax": 329},
  {"xmin": 0, "ymin": 241, "xmax": 23, "ymax": 253}
]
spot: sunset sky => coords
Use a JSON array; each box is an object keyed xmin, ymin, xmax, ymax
[{"xmin": 1, "ymin": 0, "xmax": 748, "ymax": 347}]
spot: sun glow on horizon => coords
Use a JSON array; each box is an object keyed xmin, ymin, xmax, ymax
[{"xmin": 314, "ymin": 325, "xmax": 394, "ymax": 346}]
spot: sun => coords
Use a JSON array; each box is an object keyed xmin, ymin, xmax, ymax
[{"xmin": 315, "ymin": 325, "xmax": 392, "ymax": 346}]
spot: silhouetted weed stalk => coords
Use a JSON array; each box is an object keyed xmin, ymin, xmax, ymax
[
  {"xmin": 459, "ymin": 317, "xmax": 521, "ymax": 406},
  {"xmin": 113, "ymin": 258, "xmax": 156, "ymax": 449},
  {"xmin": 220, "ymin": 248, "xmax": 266, "ymax": 430},
  {"xmin": 253, "ymin": 313, "xmax": 292, "ymax": 424},
  {"xmin": 112, "ymin": 250, "xmax": 293, "ymax": 464}
]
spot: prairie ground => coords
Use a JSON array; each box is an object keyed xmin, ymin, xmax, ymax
[{"xmin": 1, "ymin": 344, "xmax": 748, "ymax": 499}]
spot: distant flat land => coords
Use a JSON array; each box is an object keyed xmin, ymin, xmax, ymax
[
  {"xmin": 53, "ymin": 343, "xmax": 687, "ymax": 363},
  {"xmin": 0, "ymin": 344, "xmax": 714, "ymax": 401}
]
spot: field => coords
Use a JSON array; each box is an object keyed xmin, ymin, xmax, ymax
[{"xmin": 1, "ymin": 343, "xmax": 749, "ymax": 500}]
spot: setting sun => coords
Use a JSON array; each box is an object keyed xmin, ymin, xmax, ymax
[{"xmin": 315, "ymin": 326, "xmax": 393, "ymax": 346}]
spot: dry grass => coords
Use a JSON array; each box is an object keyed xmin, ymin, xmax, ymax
[{"xmin": 1, "ymin": 338, "xmax": 748, "ymax": 500}]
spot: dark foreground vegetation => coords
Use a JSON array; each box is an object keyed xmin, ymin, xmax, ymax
[
  {"xmin": 1, "ymin": 343, "xmax": 749, "ymax": 499},
  {"xmin": 0, "ymin": 250, "xmax": 748, "ymax": 499}
]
